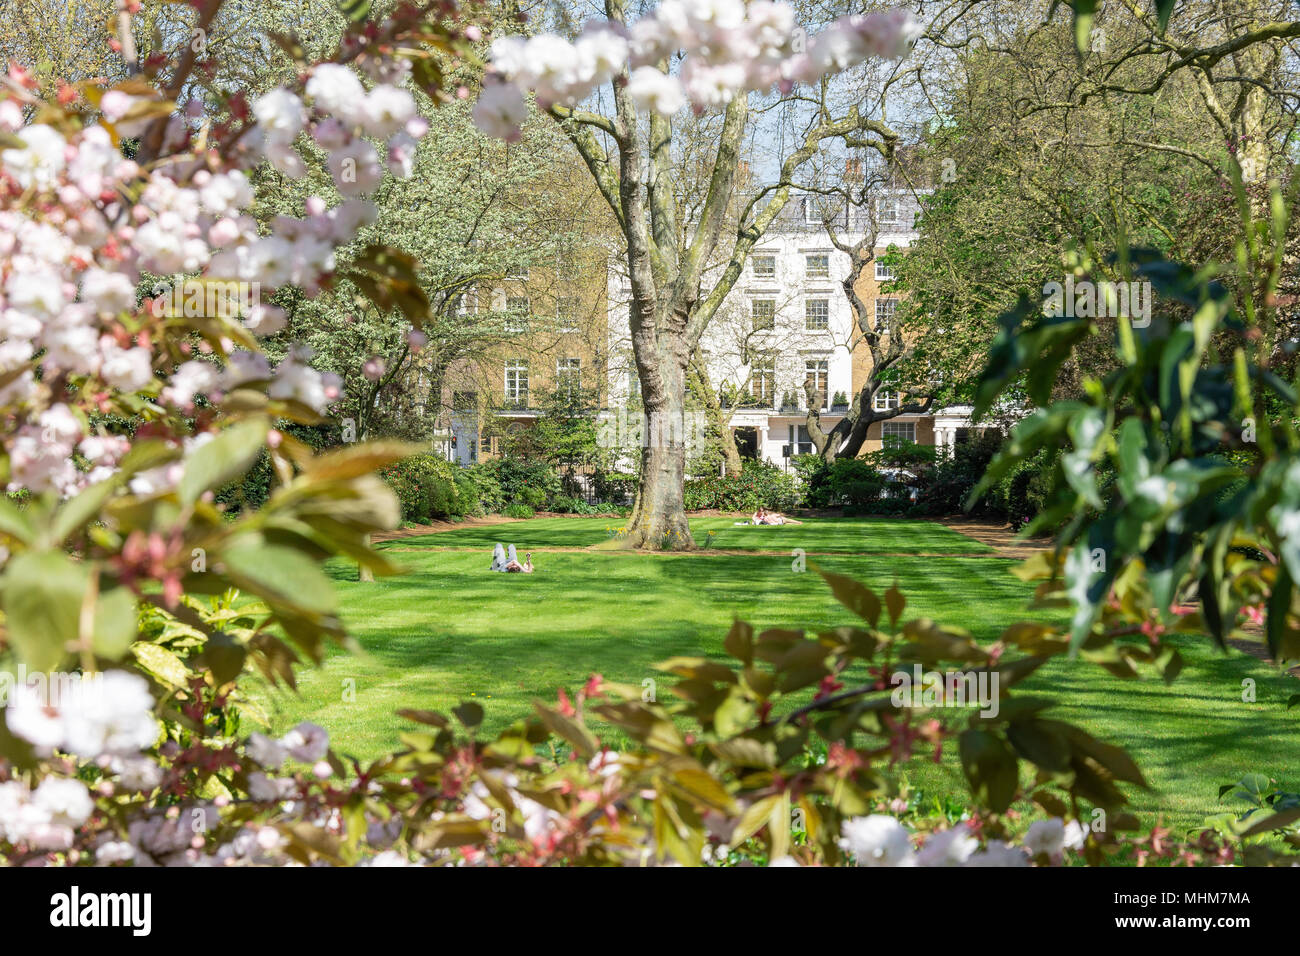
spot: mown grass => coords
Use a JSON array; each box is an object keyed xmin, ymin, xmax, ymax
[
  {"xmin": 252, "ymin": 517, "xmax": 1299, "ymax": 835},
  {"xmin": 382, "ymin": 514, "xmax": 996, "ymax": 554}
]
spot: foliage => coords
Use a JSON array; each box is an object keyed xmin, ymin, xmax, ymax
[
  {"xmin": 548, "ymin": 496, "xmax": 607, "ymax": 515},
  {"xmin": 378, "ymin": 453, "xmax": 476, "ymax": 524},
  {"xmin": 481, "ymin": 457, "xmax": 564, "ymax": 511},
  {"xmin": 799, "ymin": 457, "xmax": 886, "ymax": 509},
  {"xmin": 109, "ymin": 566, "xmax": 1243, "ymax": 867},
  {"xmin": 968, "ymin": 226, "xmax": 1294, "ymax": 659},
  {"xmin": 683, "ymin": 460, "xmax": 801, "ymax": 512},
  {"xmin": 502, "ymin": 503, "xmax": 536, "ymax": 519},
  {"xmin": 592, "ymin": 470, "xmax": 637, "ymax": 507},
  {"xmin": 912, "ymin": 434, "xmax": 1002, "ymax": 518},
  {"xmin": 460, "ymin": 462, "xmax": 506, "ymax": 514}
]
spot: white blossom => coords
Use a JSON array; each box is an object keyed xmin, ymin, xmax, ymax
[
  {"xmin": 626, "ymin": 67, "xmax": 687, "ymax": 116},
  {"xmin": 280, "ymin": 721, "xmax": 329, "ymax": 762},
  {"xmin": 839, "ymin": 814, "xmax": 915, "ymax": 866}
]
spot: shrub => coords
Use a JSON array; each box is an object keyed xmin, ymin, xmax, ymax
[
  {"xmin": 461, "ymin": 463, "xmax": 505, "ymax": 514},
  {"xmin": 453, "ymin": 474, "xmax": 483, "ymax": 517},
  {"xmin": 798, "ymin": 456, "xmax": 885, "ymax": 508},
  {"xmin": 488, "ymin": 458, "xmax": 563, "ymax": 509},
  {"xmin": 684, "ymin": 459, "xmax": 800, "ymax": 511},
  {"xmin": 503, "ymin": 503, "xmax": 535, "ymax": 519},
  {"xmin": 592, "ymin": 469, "xmax": 637, "ymax": 506},
  {"xmin": 911, "ymin": 432, "xmax": 1002, "ymax": 517},
  {"xmin": 378, "ymin": 453, "xmax": 464, "ymax": 523}
]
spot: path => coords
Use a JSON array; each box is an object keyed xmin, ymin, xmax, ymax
[{"xmin": 373, "ymin": 513, "xmax": 1047, "ymax": 559}]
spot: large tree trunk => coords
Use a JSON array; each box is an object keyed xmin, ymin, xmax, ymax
[{"xmin": 624, "ymin": 346, "xmax": 693, "ymax": 549}]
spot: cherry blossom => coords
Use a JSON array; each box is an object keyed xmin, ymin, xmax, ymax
[{"xmin": 473, "ymin": 2, "xmax": 922, "ymax": 136}]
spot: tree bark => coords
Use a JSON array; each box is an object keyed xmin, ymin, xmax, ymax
[
  {"xmin": 359, "ymin": 533, "xmax": 375, "ymax": 582},
  {"xmin": 623, "ymin": 337, "xmax": 692, "ymax": 548},
  {"xmin": 691, "ymin": 359, "xmax": 742, "ymax": 477}
]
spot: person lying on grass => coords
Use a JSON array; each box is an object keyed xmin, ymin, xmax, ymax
[
  {"xmin": 746, "ymin": 507, "xmax": 802, "ymax": 526},
  {"xmin": 490, "ymin": 543, "xmax": 533, "ymax": 573}
]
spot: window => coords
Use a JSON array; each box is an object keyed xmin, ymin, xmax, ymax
[
  {"xmin": 505, "ymin": 296, "xmax": 529, "ymax": 333},
  {"xmin": 507, "ymin": 265, "xmax": 529, "ymax": 279},
  {"xmin": 556, "ymin": 357, "xmax": 581, "ymax": 393},
  {"xmin": 751, "ymin": 255, "xmax": 776, "ymax": 277},
  {"xmin": 751, "ymin": 299, "xmax": 775, "ymax": 330},
  {"xmin": 803, "ymin": 198, "xmax": 820, "ymax": 223},
  {"xmin": 749, "ymin": 356, "xmax": 776, "ymax": 405},
  {"xmin": 875, "ymin": 298, "xmax": 898, "ymax": 326},
  {"xmin": 805, "ymin": 298, "xmax": 829, "ymax": 330},
  {"xmin": 882, "ymin": 421, "xmax": 916, "ymax": 443},
  {"xmin": 504, "ymin": 360, "xmax": 529, "ymax": 405},
  {"xmin": 875, "ymin": 260, "xmax": 895, "ymax": 281},
  {"xmin": 788, "ymin": 424, "xmax": 813, "ymax": 456},
  {"xmin": 627, "ymin": 367, "xmax": 641, "ymax": 399},
  {"xmin": 873, "ymin": 390, "xmax": 899, "ymax": 412},
  {"xmin": 557, "ymin": 296, "xmax": 580, "ymax": 332},
  {"xmin": 805, "ymin": 253, "xmax": 829, "ymax": 278},
  {"xmin": 804, "ymin": 359, "xmax": 828, "ymax": 409},
  {"xmin": 877, "ymin": 196, "xmax": 901, "ymax": 224}
]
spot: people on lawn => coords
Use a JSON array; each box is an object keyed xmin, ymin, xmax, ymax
[
  {"xmin": 749, "ymin": 507, "xmax": 801, "ymax": 526},
  {"xmin": 490, "ymin": 543, "xmax": 533, "ymax": 573}
]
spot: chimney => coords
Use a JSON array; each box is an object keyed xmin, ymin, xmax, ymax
[{"xmin": 845, "ymin": 158, "xmax": 863, "ymax": 182}]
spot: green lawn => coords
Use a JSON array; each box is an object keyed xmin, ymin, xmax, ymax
[
  {"xmin": 382, "ymin": 514, "xmax": 996, "ymax": 554},
  {"xmin": 253, "ymin": 516, "xmax": 1298, "ymax": 835}
]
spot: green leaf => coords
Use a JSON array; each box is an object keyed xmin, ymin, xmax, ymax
[
  {"xmin": 304, "ymin": 441, "xmax": 427, "ymax": 482},
  {"xmin": 453, "ymin": 700, "xmax": 485, "ymax": 730},
  {"xmin": 0, "ymin": 496, "xmax": 35, "ymax": 545},
  {"xmin": 195, "ymin": 630, "xmax": 247, "ymax": 684},
  {"xmin": 816, "ymin": 567, "xmax": 881, "ymax": 627},
  {"xmin": 884, "ymin": 585, "xmax": 906, "ymax": 628},
  {"xmin": 531, "ymin": 701, "xmax": 596, "ymax": 758},
  {"xmin": 1006, "ymin": 719, "xmax": 1072, "ymax": 774},
  {"xmin": 179, "ymin": 416, "xmax": 270, "ymax": 505},
  {"xmin": 91, "ymin": 586, "xmax": 137, "ymax": 660},
  {"xmin": 723, "ymin": 619, "xmax": 753, "ymax": 664},
  {"xmin": 1240, "ymin": 807, "xmax": 1300, "ymax": 838},
  {"xmin": 1153, "ymin": 0, "xmax": 1176, "ymax": 32},
  {"xmin": 0, "ymin": 551, "xmax": 86, "ymax": 671},
  {"xmin": 50, "ymin": 477, "xmax": 119, "ymax": 546},
  {"xmin": 118, "ymin": 438, "xmax": 182, "ymax": 478},
  {"xmin": 221, "ymin": 540, "xmax": 338, "ymax": 615},
  {"xmin": 337, "ymin": 0, "xmax": 371, "ymax": 23},
  {"xmin": 1069, "ymin": 0, "xmax": 1098, "ymax": 56},
  {"xmin": 132, "ymin": 641, "xmax": 191, "ymax": 688},
  {"xmin": 958, "ymin": 728, "xmax": 1019, "ymax": 813},
  {"xmin": 713, "ymin": 687, "xmax": 756, "ymax": 737},
  {"xmin": 344, "ymin": 244, "xmax": 430, "ymax": 326}
]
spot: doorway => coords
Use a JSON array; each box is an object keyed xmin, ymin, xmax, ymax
[{"xmin": 733, "ymin": 426, "xmax": 759, "ymax": 460}]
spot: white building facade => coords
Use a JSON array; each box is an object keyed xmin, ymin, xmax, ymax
[{"xmin": 605, "ymin": 189, "xmax": 977, "ymax": 470}]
